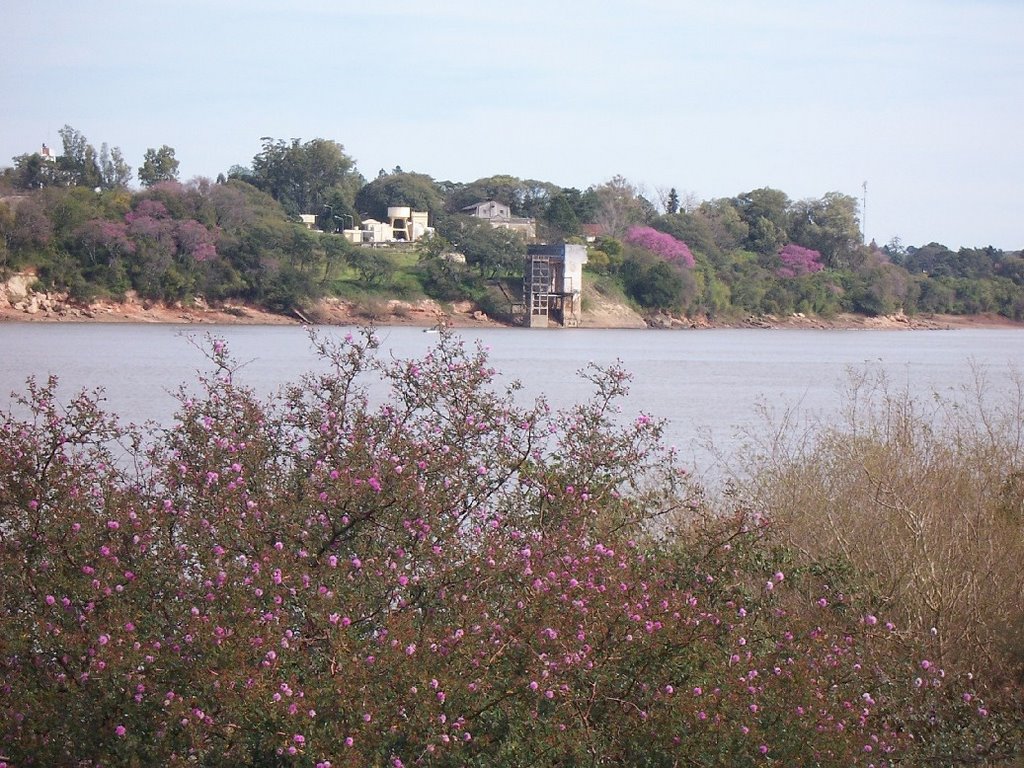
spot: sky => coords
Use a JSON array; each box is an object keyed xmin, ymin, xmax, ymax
[{"xmin": 2, "ymin": 0, "xmax": 1022, "ymax": 250}]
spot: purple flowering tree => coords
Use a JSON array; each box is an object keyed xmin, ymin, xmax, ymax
[
  {"xmin": 174, "ymin": 218, "xmax": 218, "ymax": 262},
  {"xmin": 625, "ymin": 226, "xmax": 695, "ymax": 268},
  {"xmin": 74, "ymin": 219, "xmax": 137, "ymax": 265},
  {"xmin": 776, "ymin": 243, "xmax": 824, "ymax": 278}
]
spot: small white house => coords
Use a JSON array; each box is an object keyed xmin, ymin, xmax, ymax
[
  {"xmin": 463, "ymin": 199, "xmax": 536, "ymax": 240},
  {"xmin": 462, "ymin": 200, "xmax": 512, "ymax": 220}
]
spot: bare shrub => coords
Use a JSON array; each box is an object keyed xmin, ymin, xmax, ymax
[{"xmin": 742, "ymin": 363, "xmax": 1024, "ymax": 689}]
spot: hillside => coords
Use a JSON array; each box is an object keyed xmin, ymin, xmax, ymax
[{"xmin": 4, "ymin": 152, "xmax": 1024, "ymax": 331}]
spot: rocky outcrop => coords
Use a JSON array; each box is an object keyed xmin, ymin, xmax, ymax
[{"xmin": 1, "ymin": 274, "xmax": 72, "ymax": 318}]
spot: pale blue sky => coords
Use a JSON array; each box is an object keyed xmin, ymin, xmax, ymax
[{"xmin": 2, "ymin": 0, "xmax": 1021, "ymax": 249}]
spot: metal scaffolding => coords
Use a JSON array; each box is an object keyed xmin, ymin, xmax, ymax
[{"xmin": 524, "ymin": 251, "xmax": 580, "ymax": 327}]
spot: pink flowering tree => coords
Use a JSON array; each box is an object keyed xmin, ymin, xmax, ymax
[
  {"xmin": 0, "ymin": 330, "xmax": 1016, "ymax": 766},
  {"xmin": 115, "ymin": 198, "xmax": 221, "ymax": 299},
  {"xmin": 776, "ymin": 243, "xmax": 825, "ymax": 278},
  {"xmin": 625, "ymin": 226, "xmax": 695, "ymax": 268},
  {"xmin": 174, "ymin": 218, "xmax": 218, "ymax": 262},
  {"xmin": 74, "ymin": 219, "xmax": 137, "ymax": 265}
]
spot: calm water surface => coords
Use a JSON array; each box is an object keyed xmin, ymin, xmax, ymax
[{"xmin": 2, "ymin": 324, "xmax": 1022, "ymax": 476}]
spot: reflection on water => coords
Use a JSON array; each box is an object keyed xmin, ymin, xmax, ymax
[{"xmin": 2, "ymin": 324, "xmax": 1022, "ymax": 477}]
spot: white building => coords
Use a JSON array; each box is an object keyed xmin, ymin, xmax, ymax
[
  {"xmin": 463, "ymin": 199, "xmax": 536, "ymax": 240},
  {"xmin": 524, "ymin": 243, "xmax": 588, "ymax": 328}
]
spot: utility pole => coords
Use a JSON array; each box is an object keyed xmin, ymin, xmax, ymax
[{"xmin": 861, "ymin": 181, "xmax": 868, "ymax": 244}]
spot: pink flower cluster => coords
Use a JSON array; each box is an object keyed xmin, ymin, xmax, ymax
[
  {"xmin": 625, "ymin": 226, "xmax": 696, "ymax": 267},
  {"xmin": 776, "ymin": 243, "xmax": 824, "ymax": 278}
]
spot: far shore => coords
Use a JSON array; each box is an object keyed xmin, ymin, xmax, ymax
[
  {"xmin": 4, "ymin": 299, "xmax": 1019, "ymax": 331},
  {"xmin": 1, "ymin": 289, "xmax": 1022, "ymax": 332}
]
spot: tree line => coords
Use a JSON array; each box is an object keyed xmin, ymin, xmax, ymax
[{"xmin": 2, "ymin": 126, "xmax": 1022, "ymax": 321}]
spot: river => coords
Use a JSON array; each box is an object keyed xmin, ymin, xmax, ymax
[{"xmin": 2, "ymin": 324, "xmax": 1022, "ymax": 478}]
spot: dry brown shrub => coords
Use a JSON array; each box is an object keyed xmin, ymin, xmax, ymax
[{"xmin": 738, "ymin": 364, "xmax": 1024, "ymax": 689}]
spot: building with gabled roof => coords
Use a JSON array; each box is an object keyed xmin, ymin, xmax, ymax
[{"xmin": 463, "ymin": 199, "xmax": 536, "ymax": 240}]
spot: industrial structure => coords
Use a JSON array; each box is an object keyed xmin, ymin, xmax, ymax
[
  {"xmin": 387, "ymin": 206, "xmax": 430, "ymax": 241},
  {"xmin": 523, "ymin": 243, "xmax": 587, "ymax": 328}
]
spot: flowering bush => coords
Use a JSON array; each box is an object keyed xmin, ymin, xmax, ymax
[
  {"xmin": 0, "ymin": 330, "xmax": 1015, "ymax": 766},
  {"xmin": 125, "ymin": 199, "xmax": 219, "ymax": 263},
  {"xmin": 625, "ymin": 226, "xmax": 695, "ymax": 268},
  {"xmin": 776, "ymin": 243, "xmax": 824, "ymax": 278}
]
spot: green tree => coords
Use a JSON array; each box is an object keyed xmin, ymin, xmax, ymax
[
  {"xmin": 345, "ymin": 248, "xmax": 397, "ymax": 286},
  {"xmin": 733, "ymin": 187, "xmax": 790, "ymax": 255},
  {"xmin": 449, "ymin": 174, "xmax": 526, "ymax": 213},
  {"xmin": 460, "ymin": 221, "xmax": 526, "ymax": 278},
  {"xmin": 654, "ymin": 211, "xmax": 721, "ymax": 262},
  {"xmin": 0, "ymin": 201, "xmax": 13, "ymax": 269},
  {"xmin": 354, "ymin": 171, "xmax": 445, "ymax": 221},
  {"xmin": 788, "ymin": 192, "xmax": 862, "ymax": 270},
  {"xmin": 240, "ymin": 137, "xmax": 362, "ymax": 215},
  {"xmin": 98, "ymin": 143, "xmax": 132, "ymax": 189},
  {"xmin": 319, "ymin": 233, "xmax": 352, "ymax": 285},
  {"xmin": 541, "ymin": 192, "xmax": 582, "ymax": 240},
  {"xmin": 721, "ymin": 252, "xmax": 772, "ymax": 313},
  {"xmin": 697, "ymin": 198, "xmax": 749, "ymax": 253},
  {"xmin": 138, "ymin": 145, "xmax": 180, "ymax": 187},
  {"xmin": 415, "ymin": 233, "xmax": 472, "ymax": 300},
  {"xmin": 10, "ymin": 152, "xmax": 62, "ymax": 190},
  {"xmin": 56, "ymin": 125, "xmax": 102, "ymax": 189},
  {"xmin": 666, "ymin": 187, "xmax": 680, "ymax": 215},
  {"xmin": 445, "ymin": 175, "xmax": 559, "ymax": 218},
  {"xmin": 4, "ymin": 197, "xmax": 53, "ymax": 255},
  {"xmin": 519, "ymin": 178, "xmax": 561, "ymax": 218},
  {"xmin": 621, "ymin": 249, "xmax": 685, "ymax": 309}
]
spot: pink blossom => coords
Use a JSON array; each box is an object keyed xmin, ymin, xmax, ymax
[
  {"xmin": 625, "ymin": 226, "xmax": 695, "ymax": 267},
  {"xmin": 776, "ymin": 243, "xmax": 824, "ymax": 278}
]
